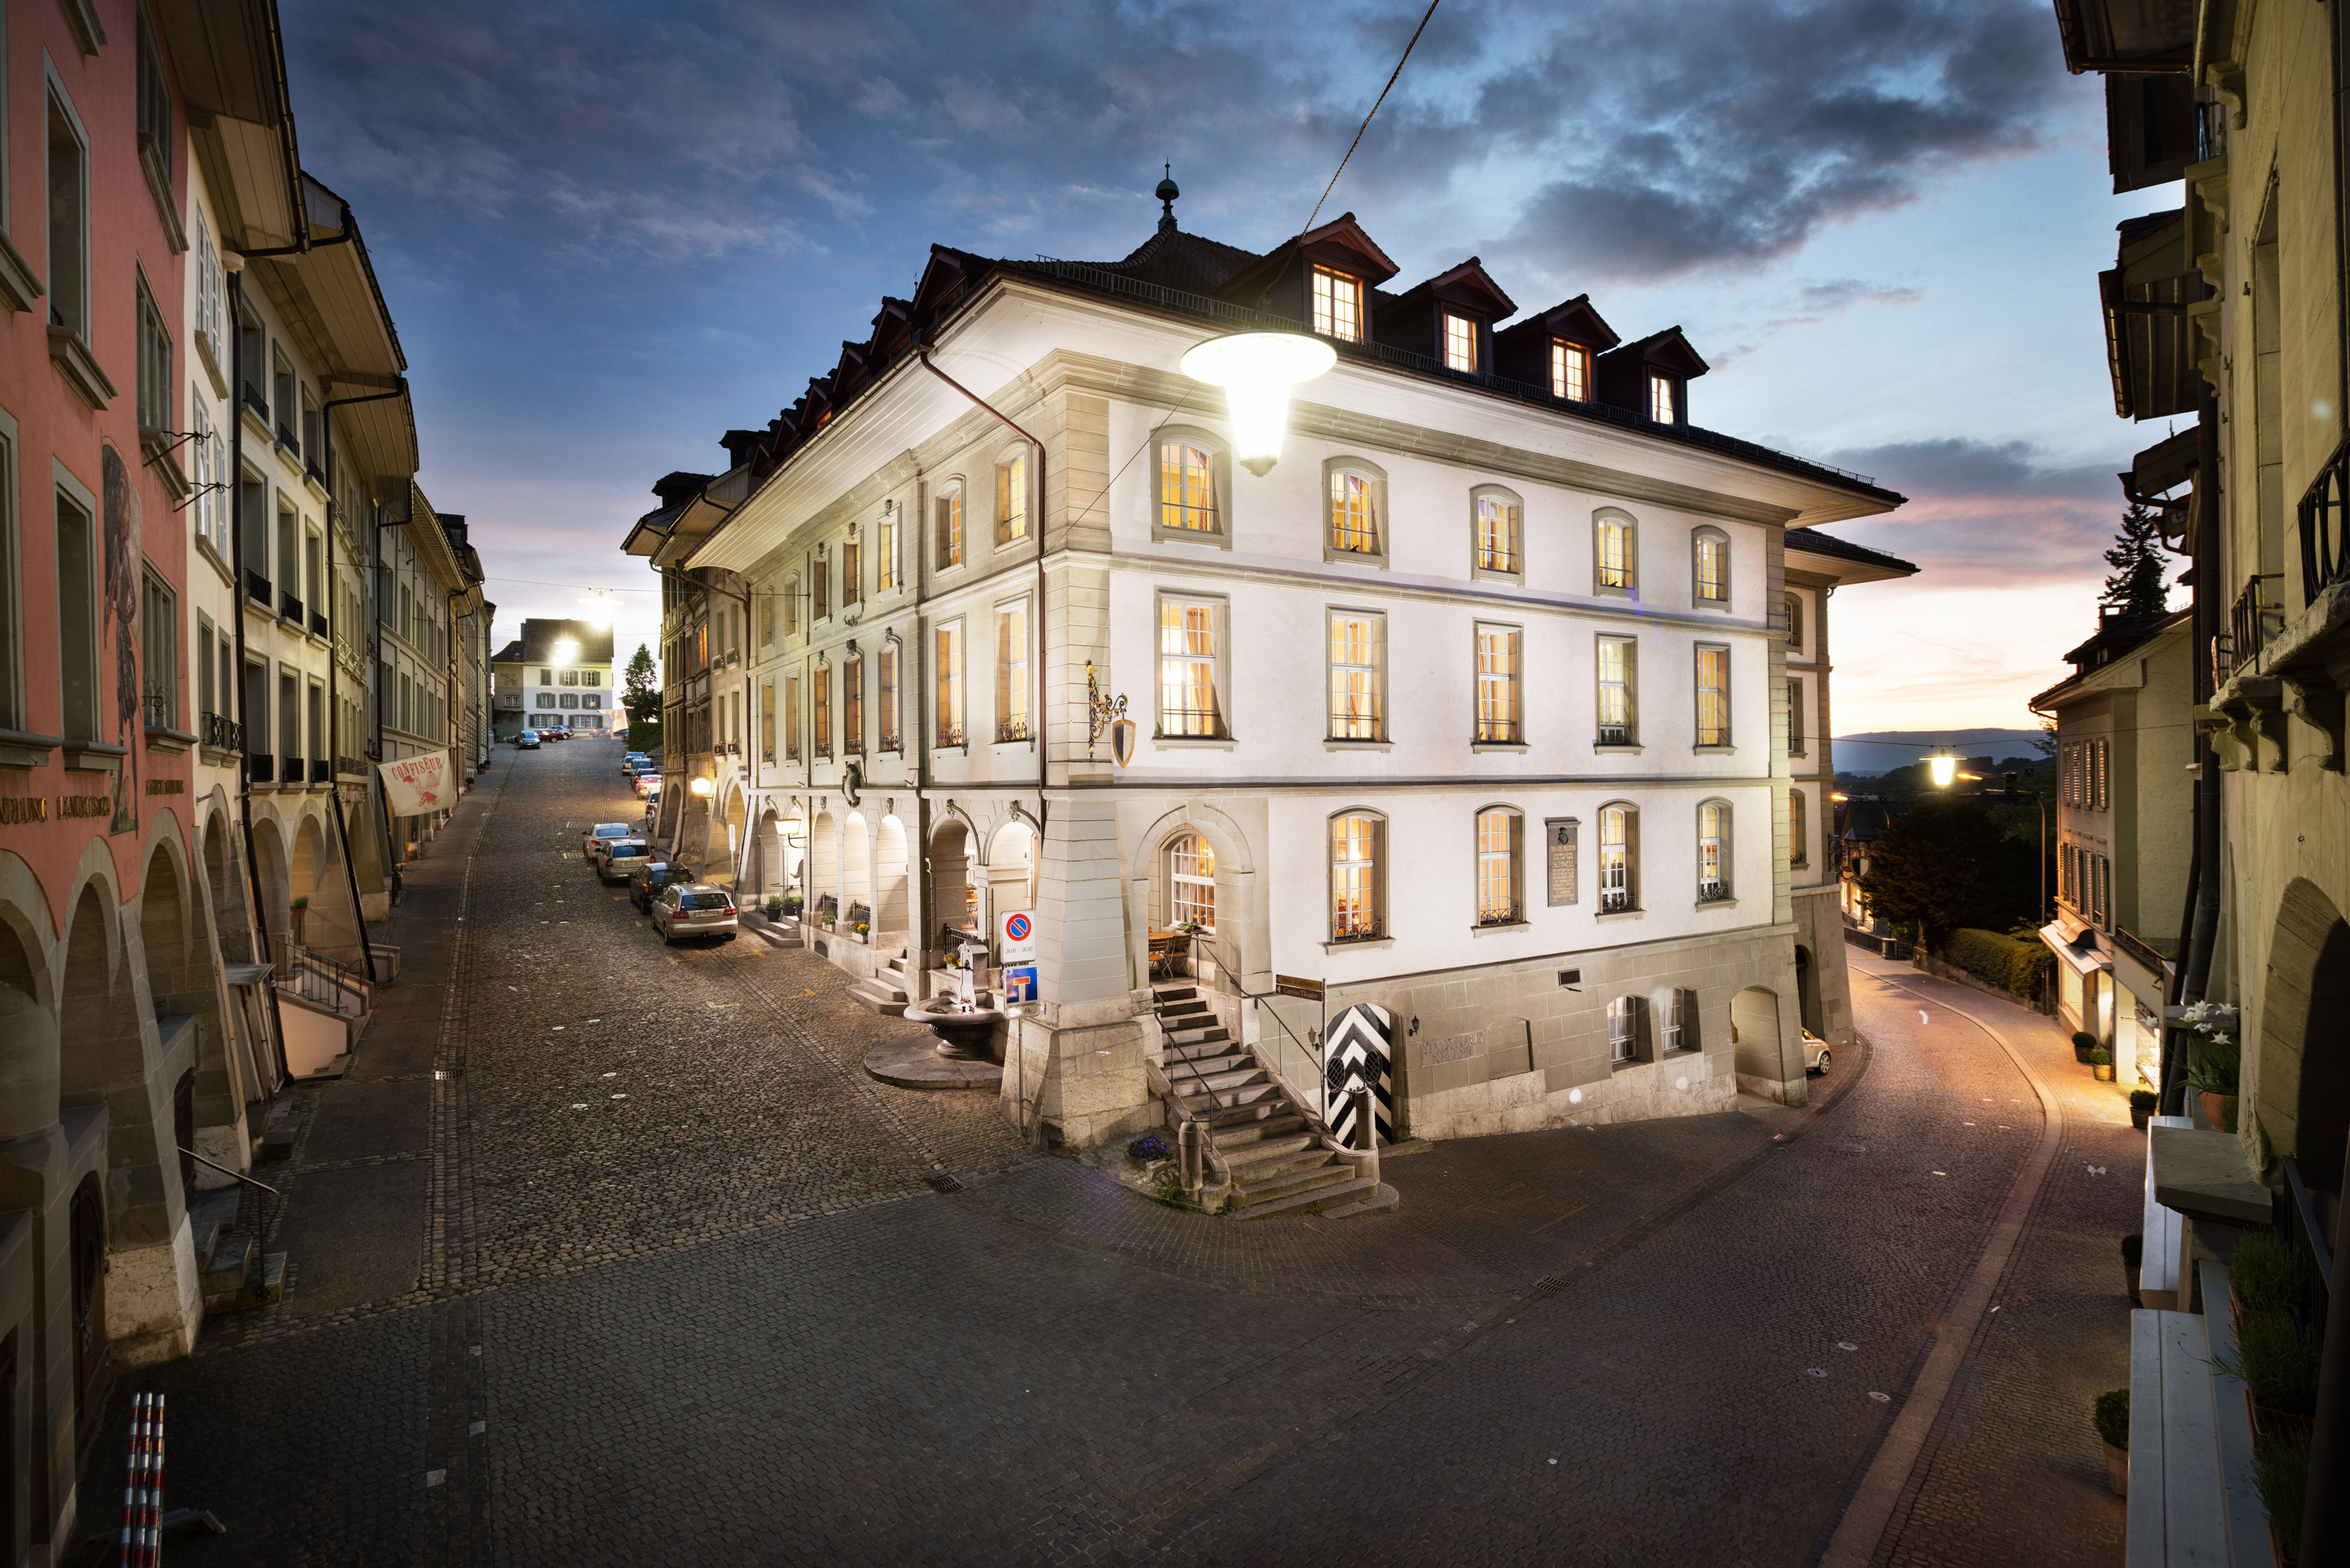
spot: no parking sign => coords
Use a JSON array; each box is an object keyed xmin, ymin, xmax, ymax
[{"xmin": 999, "ymin": 909, "xmax": 1038, "ymax": 963}]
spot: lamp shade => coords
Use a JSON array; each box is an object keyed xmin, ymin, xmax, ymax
[
  {"xmin": 689, "ymin": 776, "xmax": 713, "ymax": 797},
  {"xmin": 1179, "ymin": 332, "xmax": 1337, "ymax": 476},
  {"xmin": 1928, "ymin": 750, "xmax": 1957, "ymax": 788}
]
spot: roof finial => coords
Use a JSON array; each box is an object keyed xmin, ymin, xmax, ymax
[{"xmin": 1156, "ymin": 163, "xmax": 1180, "ymax": 233}]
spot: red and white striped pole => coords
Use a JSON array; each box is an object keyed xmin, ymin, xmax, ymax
[{"xmin": 118, "ymin": 1392, "xmax": 164, "ymax": 1568}]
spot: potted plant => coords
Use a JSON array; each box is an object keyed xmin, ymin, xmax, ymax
[
  {"xmin": 1128, "ymin": 1133, "xmax": 1171, "ymax": 1165},
  {"xmin": 2121, "ymin": 1233, "xmax": 2143, "ymax": 1306},
  {"xmin": 2185, "ymin": 1035, "xmax": 2243, "ymax": 1134},
  {"xmin": 2092, "ymin": 1389, "xmax": 2129, "ymax": 1498},
  {"xmin": 2129, "ymin": 1089, "xmax": 2157, "ymax": 1130},
  {"xmin": 765, "ymin": 894, "xmax": 783, "ymax": 920},
  {"xmin": 2090, "ymin": 1048, "xmax": 2116, "ymax": 1082},
  {"xmin": 2071, "ymin": 1030, "xmax": 2099, "ymax": 1064},
  {"xmin": 2229, "ymin": 1231, "xmax": 2305, "ymax": 1331},
  {"xmin": 852, "ymin": 920, "xmax": 870, "ymax": 941},
  {"xmin": 2253, "ymin": 1429, "xmax": 2310, "ymax": 1568},
  {"xmin": 2216, "ymin": 1309, "xmax": 2322, "ymax": 1451},
  {"xmin": 783, "ymin": 894, "xmax": 804, "ymax": 918}
]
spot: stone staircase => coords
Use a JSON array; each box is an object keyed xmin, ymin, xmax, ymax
[
  {"xmin": 848, "ymin": 948, "xmax": 915, "ymax": 1017},
  {"xmin": 190, "ymin": 1195, "xmax": 284, "ymax": 1313},
  {"xmin": 1152, "ymin": 985, "xmax": 1396, "ymax": 1220}
]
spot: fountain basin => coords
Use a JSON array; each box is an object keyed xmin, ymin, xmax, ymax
[{"xmin": 904, "ymin": 996, "xmax": 1007, "ymax": 1062}]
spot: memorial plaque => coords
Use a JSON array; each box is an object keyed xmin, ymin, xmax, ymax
[{"xmin": 1545, "ymin": 817, "xmax": 1578, "ymax": 906}]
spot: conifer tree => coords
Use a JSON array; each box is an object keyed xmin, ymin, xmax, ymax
[
  {"xmin": 622, "ymin": 644, "xmax": 660, "ymax": 725},
  {"xmin": 2101, "ymin": 500, "xmax": 2171, "ymax": 617}
]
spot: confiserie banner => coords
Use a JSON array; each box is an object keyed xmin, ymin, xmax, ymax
[{"xmin": 378, "ymin": 750, "xmax": 453, "ymax": 817}]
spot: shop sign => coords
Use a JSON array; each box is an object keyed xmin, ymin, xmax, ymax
[
  {"xmin": 1273, "ymin": 975, "xmax": 1324, "ymax": 1001},
  {"xmin": 379, "ymin": 750, "xmax": 452, "ymax": 816},
  {"xmin": 1544, "ymin": 817, "xmax": 1578, "ymax": 906}
]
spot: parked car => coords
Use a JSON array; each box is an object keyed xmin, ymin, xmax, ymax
[
  {"xmin": 1802, "ymin": 1030, "xmax": 1831, "ymax": 1075},
  {"xmin": 634, "ymin": 773, "xmax": 662, "ymax": 800},
  {"xmin": 629, "ymin": 862, "xmax": 692, "ymax": 912},
  {"xmin": 583, "ymin": 822, "xmax": 634, "ymax": 860},
  {"xmin": 622, "ymin": 752, "xmax": 649, "ymax": 775},
  {"xmin": 652, "ymin": 883, "xmax": 738, "ymax": 945},
  {"xmin": 516, "ymin": 730, "xmax": 540, "ymax": 749},
  {"xmin": 597, "ymin": 839, "xmax": 652, "ymax": 883}
]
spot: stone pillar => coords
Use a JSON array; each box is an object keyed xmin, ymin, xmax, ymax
[{"xmin": 1001, "ymin": 795, "xmax": 1151, "ymax": 1149}]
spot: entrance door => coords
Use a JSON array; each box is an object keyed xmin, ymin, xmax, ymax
[{"xmin": 69, "ymin": 1174, "xmax": 108, "ymax": 1424}]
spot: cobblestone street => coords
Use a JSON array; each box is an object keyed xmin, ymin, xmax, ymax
[{"xmin": 75, "ymin": 742, "xmax": 2137, "ymax": 1566}]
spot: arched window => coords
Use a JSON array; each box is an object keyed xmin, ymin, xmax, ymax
[
  {"xmin": 1159, "ymin": 442, "xmax": 1217, "ymax": 533},
  {"xmin": 1472, "ymin": 486, "xmax": 1523, "ymax": 578},
  {"xmin": 1784, "ymin": 592, "xmax": 1804, "ymax": 652},
  {"xmin": 1594, "ymin": 509, "xmax": 1637, "ymax": 593},
  {"xmin": 1598, "ymin": 803, "xmax": 1638, "ymax": 912},
  {"xmin": 1329, "ymin": 811, "xmax": 1385, "ymax": 940},
  {"xmin": 1789, "ymin": 788, "xmax": 1809, "ymax": 869},
  {"xmin": 1168, "ymin": 833, "xmax": 1216, "ymax": 930},
  {"xmin": 1475, "ymin": 807, "xmax": 1522, "ymax": 926},
  {"xmin": 1324, "ymin": 457, "xmax": 1386, "ymax": 562},
  {"xmin": 996, "ymin": 449, "xmax": 1028, "ymax": 544},
  {"xmin": 1697, "ymin": 800, "xmax": 1731, "ymax": 901},
  {"xmin": 935, "ymin": 479, "xmax": 965, "ymax": 569},
  {"xmin": 1692, "ymin": 526, "xmax": 1730, "ymax": 606}
]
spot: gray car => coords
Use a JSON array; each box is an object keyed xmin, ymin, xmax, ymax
[
  {"xmin": 652, "ymin": 883, "xmax": 738, "ymax": 945},
  {"xmin": 597, "ymin": 839, "xmax": 652, "ymax": 884}
]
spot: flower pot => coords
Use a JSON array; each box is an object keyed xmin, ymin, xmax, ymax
[
  {"xmin": 2246, "ymin": 1390, "xmax": 2315, "ymax": 1454},
  {"xmin": 2125, "ymin": 1262, "xmax": 2142, "ymax": 1308},
  {"xmin": 2131, "ymin": 1106, "xmax": 2151, "ymax": 1130},
  {"xmin": 2094, "ymin": 1064, "xmax": 2117, "ymax": 1082},
  {"xmin": 2269, "ymin": 1520, "xmax": 2299, "ymax": 1568},
  {"xmin": 2200, "ymin": 1091, "xmax": 2240, "ymax": 1133},
  {"xmin": 2075, "ymin": 1041, "xmax": 2097, "ymax": 1063},
  {"xmin": 2102, "ymin": 1440, "xmax": 2128, "ymax": 1498}
]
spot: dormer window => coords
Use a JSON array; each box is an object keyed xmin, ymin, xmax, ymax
[
  {"xmin": 1312, "ymin": 266, "xmax": 1363, "ymax": 342},
  {"xmin": 1551, "ymin": 341, "xmax": 1590, "ymax": 401},
  {"xmin": 1444, "ymin": 313, "xmax": 1480, "ymax": 373},
  {"xmin": 1648, "ymin": 374, "xmax": 1678, "ymax": 424}
]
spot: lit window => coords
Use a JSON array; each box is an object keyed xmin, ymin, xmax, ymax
[
  {"xmin": 1475, "ymin": 492, "xmax": 1520, "ymax": 575},
  {"xmin": 879, "ymin": 641, "xmax": 900, "ymax": 752},
  {"xmin": 1551, "ymin": 340, "xmax": 1589, "ymax": 401},
  {"xmin": 1790, "ymin": 789, "xmax": 1809, "ymax": 869},
  {"xmin": 1158, "ymin": 598, "xmax": 1223, "ymax": 737},
  {"xmin": 1694, "ymin": 529, "xmax": 1728, "ymax": 604},
  {"xmin": 1599, "ymin": 804, "xmax": 1636, "ymax": 912},
  {"xmin": 1608, "ymin": 995, "xmax": 1641, "ymax": 1063},
  {"xmin": 996, "ymin": 601, "xmax": 1029, "ymax": 742},
  {"xmin": 1159, "ymin": 442, "xmax": 1217, "ymax": 532},
  {"xmin": 813, "ymin": 662, "xmax": 831, "ymax": 757},
  {"xmin": 844, "ymin": 651, "xmax": 865, "ymax": 756},
  {"xmin": 1697, "ymin": 645, "xmax": 1730, "ymax": 747},
  {"xmin": 760, "ymin": 681, "xmax": 775, "ymax": 762},
  {"xmin": 877, "ymin": 509, "xmax": 896, "ymax": 592},
  {"xmin": 1170, "ymin": 834, "xmax": 1216, "ymax": 930},
  {"xmin": 1329, "ymin": 813, "xmax": 1382, "ymax": 939},
  {"xmin": 1698, "ymin": 801, "xmax": 1729, "ymax": 901},
  {"xmin": 1788, "ymin": 678, "xmax": 1806, "ymax": 756},
  {"xmin": 1475, "ymin": 625, "xmax": 1520, "ymax": 743},
  {"xmin": 996, "ymin": 452, "xmax": 1028, "ymax": 544},
  {"xmin": 843, "ymin": 537, "xmax": 862, "ymax": 608},
  {"xmin": 1443, "ymin": 313, "xmax": 1480, "ymax": 373},
  {"xmin": 1329, "ymin": 470, "xmax": 1379, "ymax": 555},
  {"xmin": 1785, "ymin": 593, "xmax": 1804, "ymax": 651},
  {"xmin": 811, "ymin": 553, "xmax": 830, "ymax": 621},
  {"xmin": 1311, "ymin": 266, "xmax": 1363, "ymax": 342},
  {"xmin": 1597, "ymin": 636, "xmax": 1635, "ymax": 746},
  {"xmin": 1596, "ymin": 515, "xmax": 1635, "ymax": 591},
  {"xmin": 1664, "ymin": 989, "xmax": 1697, "ymax": 1053},
  {"xmin": 1476, "ymin": 808, "xmax": 1520, "ymax": 926},
  {"xmin": 1648, "ymin": 374, "xmax": 1676, "ymax": 423},
  {"xmin": 936, "ymin": 482, "xmax": 964, "ymax": 569},
  {"xmin": 935, "ymin": 622, "xmax": 964, "ymax": 746},
  {"xmin": 784, "ymin": 675, "xmax": 801, "ymax": 760},
  {"xmin": 1328, "ymin": 611, "xmax": 1383, "ymax": 740}
]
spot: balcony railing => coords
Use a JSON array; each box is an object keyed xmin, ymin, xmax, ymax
[
  {"xmin": 2113, "ymin": 925, "xmax": 2175, "ymax": 978},
  {"xmin": 245, "ymin": 569, "xmax": 271, "ymax": 605},
  {"xmin": 1329, "ymin": 919, "xmax": 1384, "ymax": 943},
  {"xmin": 878, "ymin": 728, "xmax": 901, "ymax": 753},
  {"xmin": 1157, "ymin": 710, "xmax": 1225, "ymax": 739},
  {"xmin": 281, "ymin": 754, "xmax": 304, "ymax": 786},
  {"xmin": 280, "ymin": 591, "xmax": 303, "ymax": 623},
  {"xmin": 996, "ymin": 717, "xmax": 1031, "ymax": 743},
  {"xmin": 935, "ymin": 722, "xmax": 966, "ymax": 748},
  {"xmin": 1697, "ymin": 881, "xmax": 1733, "ymax": 904},
  {"xmin": 1475, "ymin": 722, "xmax": 1522, "ymax": 744},
  {"xmin": 1600, "ymin": 888, "xmax": 1635, "ymax": 914},
  {"xmin": 2222, "ymin": 573, "xmax": 2284, "ymax": 677},
  {"xmin": 335, "ymin": 754, "xmax": 364, "ymax": 779},
  {"xmin": 1598, "ymin": 723, "xmax": 1630, "ymax": 746},
  {"xmin": 240, "ymin": 382, "xmax": 267, "ymax": 420},
  {"xmin": 1476, "ymin": 905, "xmax": 1521, "ymax": 927},
  {"xmin": 2298, "ymin": 429, "xmax": 2350, "ymax": 606},
  {"xmin": 247, "ymin": 753, "xmax": 274, "ymax": 783},
  {"xmin": 1329, "ymin": 715, "xmax": 1383, "ymax": 741},
  {"xmin": 310, "ymin": 759, "xmax": 332, "ymax": 784},
  {"xmin": 200, "ymin": 711, "xmax": 241, "ymax": 752},
  {"xmin": 309, "ymin": 611, "xmax": 329, "ymax": 640}
]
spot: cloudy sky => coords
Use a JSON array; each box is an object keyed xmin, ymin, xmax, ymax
[{"xmin": 282, "ymin": 0, "xmax": 2175, "ymax": 737}]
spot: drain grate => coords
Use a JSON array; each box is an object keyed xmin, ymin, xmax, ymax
[
  {"xmin": 1534, "ymin": 1274, "xmax": 1572, "ymax": 1295},
  {"xmin": 923, "ymin": 1173, "xmax": 966, "ymax": 1194}
]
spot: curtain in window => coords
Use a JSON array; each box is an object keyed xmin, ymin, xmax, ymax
[
  {"xmin": 1329, "ymin": 815, "xmax": 1379, "ymax": 938},
  {"xmin": 844, "ymin": 654, "xmax": 864, "ymax": 755},
  {"xmin": 1600, "ymin": 806, "xmax": 1633, "ymax": 912},
  {"xmin": 996, "ymin": 605, "xmax": 1029, "ymax": 742},
  {"xmin": 935, "ymin": 625, "xmax": 964, "ymax": 745},
  {"xmin": 1698, "ymin": 802, "xmax": 1727, "ymax": 898},
  {"xmin": 1158, "ymin": 600, "xmax": 1220, "ymax": 736},
  {"xmin": 1476, "ymin": 497, "xmax": 1519, "ymax": 573},
  {"xmin": 878, "ymin": 641, "xmax": 899, "ymax": 750},
  {"xmin": 1695, "ymin": 533, "xmax": 1726, "ymax": 602},
  {"xmin": 813, "ymin": 664, "xmax": 831, "ymax": 756},
  {"xmin": 937, "ymin": 486, "xmax": 963, "ymax": 568},
  {"xmin": 996, "ymin": 453, "xmax": 1028, "ymax": 543},
  {"xmin": 1597, "ymin": 637, "xmax": 1632, "ymax": 742},
  {"xmin": 1697, "ymin": 647, "xmax": 1729, "ymax": 746},
  {"xmin": 784, "ymin": 677, "xmax": 800, "ymax": 759},
  {"xmin": 1159, "ymin": 444, "xmax": 1217, "ymax": 531},
  {"xmin": 1329, "ymin": 613, "xmax": 1381, "ymax": 739},
  {"xmin": 1329, "ymin": 471, "xmax": 1378, "ymax": 554},
  {"xmin": 1476, "ymin": 810, "xmax": 1518, "ymax": 924},
  {"xmin": 1475, "ymin": 627, "xmax": 1519, "ymax": 742},
  {"xmin": 1597, "ymin": 519, "xmax": 1630, "ymax": 588}
]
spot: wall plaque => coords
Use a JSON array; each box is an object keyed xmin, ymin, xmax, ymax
[{"xmin": 1545, "ymin": 817, "xmax": 1579, "ymax": 906}]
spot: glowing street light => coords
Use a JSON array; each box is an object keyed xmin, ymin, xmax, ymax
[
  {"xmin": 689, "ymin": 776, "xmax": 713, "ymax": 797},
  {"xmin": 1178, "ymin": 331, "xmax": 1336, "ymax": 477},
  {"xmin": 1927, "ymin": 750, "xmax": 1958, "ymax": 788},
  {"xmin": 551, "ymin": 637, "xmax": 580, "ymax": 667},
  {"xmin": 579, "ymin": 591, "xmax": 616, "ymax": 628}
]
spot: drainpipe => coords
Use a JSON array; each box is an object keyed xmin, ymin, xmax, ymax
[
  {"xmin": 2165, "ymin": 390, "xmax": 2225, "ymax": 1118},
  {"xmin": 226, "ymin": 269, "xmax": 288, "ymax": 1082}
]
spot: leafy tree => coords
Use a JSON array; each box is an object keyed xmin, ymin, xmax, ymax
[
  {"xmin": 1858, "ymin": 799, "xmax": 2042, "ymax": 951},
  {"xmin": 622, "ymin": 644, "xmax": 660, "ymax": 725},
  {"xmin": 2102, "ymin": 500, "xmax": 2171, "ymax": 617}
]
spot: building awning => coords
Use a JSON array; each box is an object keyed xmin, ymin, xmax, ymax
[{"xmin": 2040, "ymin": 919, "xmax": 2114, "ymax": 977}]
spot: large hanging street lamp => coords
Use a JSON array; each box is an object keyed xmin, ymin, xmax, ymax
[
  {"xmin": 1179, "ymin": 332, "xmax": 1337, "ymax": 477},
  {"xmin": 1927, "ymin": 749, "xmax": 1958, "ymax": 789}
]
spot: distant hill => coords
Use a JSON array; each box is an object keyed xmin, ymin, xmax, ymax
[{"xmin": 1833, "ymin": 728, "xmax": 2048, "ymax": 776}]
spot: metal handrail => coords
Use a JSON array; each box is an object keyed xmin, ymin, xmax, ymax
[
  {"xmin": 2280, "ymin": 1154, "xmax": 2334, "ymax": 1302},
  {"xmin": 1187, "ymin": 932, "xmax": 1329, "ymax": 1131},
  {"xmin": 2228, "ymin": 573, "xmax": 2285, "ymax": 674},
  {"xmin": 2297, "ymin": 430, "xmax": 2350, "ymax": 607},
  {"xmin": 267, "ymin": 934, "xmax": 367, "ymax": 1013},
  {"xmin": 178, "ymin": 1147, "xmax": 280, "ymax": 1196}
]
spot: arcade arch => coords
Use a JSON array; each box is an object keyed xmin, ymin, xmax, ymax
[{"xmin": 2255, "ymin": 877, "xmax": 2350, "ymax": 1186}]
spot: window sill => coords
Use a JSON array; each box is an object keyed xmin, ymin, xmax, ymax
[
  {"xmin": 63, "ymin": 741, "xmax": 130, "ymax": 773},
  {"xmin": 0, "ymin": 729, "xmax": 62, "ymax": 769},
  {"xmin": 146, "ymin": 724, "xmax": 197, "ymax": 755},
  {"xmin": 1593, "ymin": 583, "xmax": 1634, "ymax": 598},
  {"xmin": 1322, "ymin": 547, "xmax": 1390, "ymax": 569},
  {"xmin": 303, "ymin": 470, "xmax": 331, "ymax": 505},
  {"xmin": 194, "ymin": 533, "xmax": 236, "ymax": 592},
  {"xmin": 49, "ymin": 327, "xmax": 118, "ymax": 412},
  {"xmin": 1324, "ymin": 739, "xmax": 1392, "ymax": 753},
  {"xmin": 139, "ymin": 428, "xmax": 193, "ymax": 501},
  {"xmin": 1152, "ymin": 525, "xmax": 1231, "ymax": 550},
  {"xmin": 193, "ymin": 327, "xmax": 230, "ymax": 401},
  {"xmin": 1471, "ymin": 569, "xmax": 1522, "ymax": 587},
  {"xmin": 140, "ymin": 135, "xmax": 188, "ymax": 255},
  {"xmin": 1321, "ymin": 936, "xmax": 1394, "ymax": 952},
  {"xmin": 1694, "ymin": 744, "xmax": 1737, "ymax": 755},
  {"xmin": 1470, "ymin": 742, "xmax": 1528, "ymax": 754},
  {"xmin": 1610, "ymin": 1056, "xmax": 1654, "ymax": 1075},
  {"xmin": 1470, "ymin": 920, "xmax": 1531, "ymax": 938},
  {"xmin": 1693, "ymin": 598, "xmax": 1730, "ymax": 612},
  {"xmin": 241, "ymin": 404, "xmax": 273, "ymax": 448},
  {"xmin": 1593, "ymin": 907, "xmax": 1645, "ymax": 923},
  {"xmin": 200, "ymin": 745, "xmax": 238, "ymax": 767},
  {"xmin": 1152, "ymin": 735, "xmax": 1235, "ymax": 751},
  {"xmin": 1592, "ymin": 742, "xmax": 1643, "ymax": 755},
  {"xmin": 0, "ymin": 233, "xmax": 43, "ymax": 314},
  {"xmin": 1694, "ymin": 897, "xmax": 1738, "ymax": 912}
]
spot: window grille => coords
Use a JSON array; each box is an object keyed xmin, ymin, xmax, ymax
[
  {"xmin": 1608, "ymin": 996, "xmax": 1639, "ymax": 1064},
  {"xmin": 1476, "ymin": 809, "xmax": 1520, "ymax": 925},
  {"xmin": 1170, "ymin": 834, "xmax": 1216, "ymax": 930},
  {"xmin": 1476, "ymin": 494, "xmax": 1520, "ymax": 574},
  {"xmin": 1694, "ymin": 532, "xmax": 1727, "ymax": 603},
  {"xmin": 1597, "ymin": 518, "xmax": 1632, "ymax": 589}
]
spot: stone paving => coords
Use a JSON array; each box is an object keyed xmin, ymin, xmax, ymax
[{"xmin": 69, "ymin": 740, "xmax": 2133, "ymax": 1566}]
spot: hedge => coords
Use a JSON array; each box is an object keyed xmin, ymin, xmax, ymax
[{"xmin": 1945, "ymin": 928, "xmax": 2052, "ymax": 998}]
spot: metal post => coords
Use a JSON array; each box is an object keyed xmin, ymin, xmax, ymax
[{"xmin": 1354, "ymin": 1085, "xmax": 1379, "ymax": 1188}]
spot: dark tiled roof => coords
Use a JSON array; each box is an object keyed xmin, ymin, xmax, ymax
[
  {"xmin": 491, "ymin": 640, "xmax": 524, "ymax": 664},
  {"xmin": 1093, "ymin": 226, "xmax": 1264, "ymax": 294},
  {"xmin": 1784, "ymin": 527, "xmax": 1918, "ymax": 574}
]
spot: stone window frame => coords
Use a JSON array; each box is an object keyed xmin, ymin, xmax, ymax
[
  {"xmin": 1470, "ymin": 482, "xmax": 1524, "ymax": 584},
  {"xmin": 1662, "ymin": 988, "xmax": 1701, "ymax": 1054},
  {"xmin": 1607, "ymin": 994, "xmax": 1651, "ymax": 1066},
  {"xmin": 1326, "ymin": 807, "xmax": 1387, "ymax": 944},
  {"xmin": 1789, "ymin": 786, "xmax": 1809, "ymax": 869},
  {"xmin": 1596, "ymin": 632, "xmax": 1638, "ymax": 750},
  {"xmin": 1322, "ymin": 454, "xmax": 1389, "ymax": 568},
  {"xmin": 995, "ymin": 443, "xmax": 1029, "ymax": 546},
  {"xmin": 1694, "ymin": 641, "xmax": 1732, "ymax": 750},
  {"xmin": 1593, "ymin": 506, "xmax": 1639, "ymax": 597},
  {"xmin": 1473, "ymin": 803, "xmax": 1525, "ymax": 929},
  {"xmin": 1784, "ymin": 591, "xmax": 1806, "ymax": 654},
  {"xmin": 1690, "ymin": 525, "xmax": 1731, "ymax": 609},
  {"xmin": 935, "ymin": 476, "xmax": 967, "ymax": 572},
  {"xmin": 1787, "ymin": 675, "xmax": 1806, "ymax": 757},
  {"xmin": 1152, "ymin": 423, "xmax": 1232, "ymax": 548},
  {"xmin": 1596, "ymin": 800, "xmax": 1640, "ymax": 915},
  {"xmin": 1696, "ymin": 797, "xmax": 1733, "ymax": 904}
]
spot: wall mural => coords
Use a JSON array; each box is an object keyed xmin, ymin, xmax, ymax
[{"xmin": 103, "ymin": 443, "xmax": 141, "ymax": 836}]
